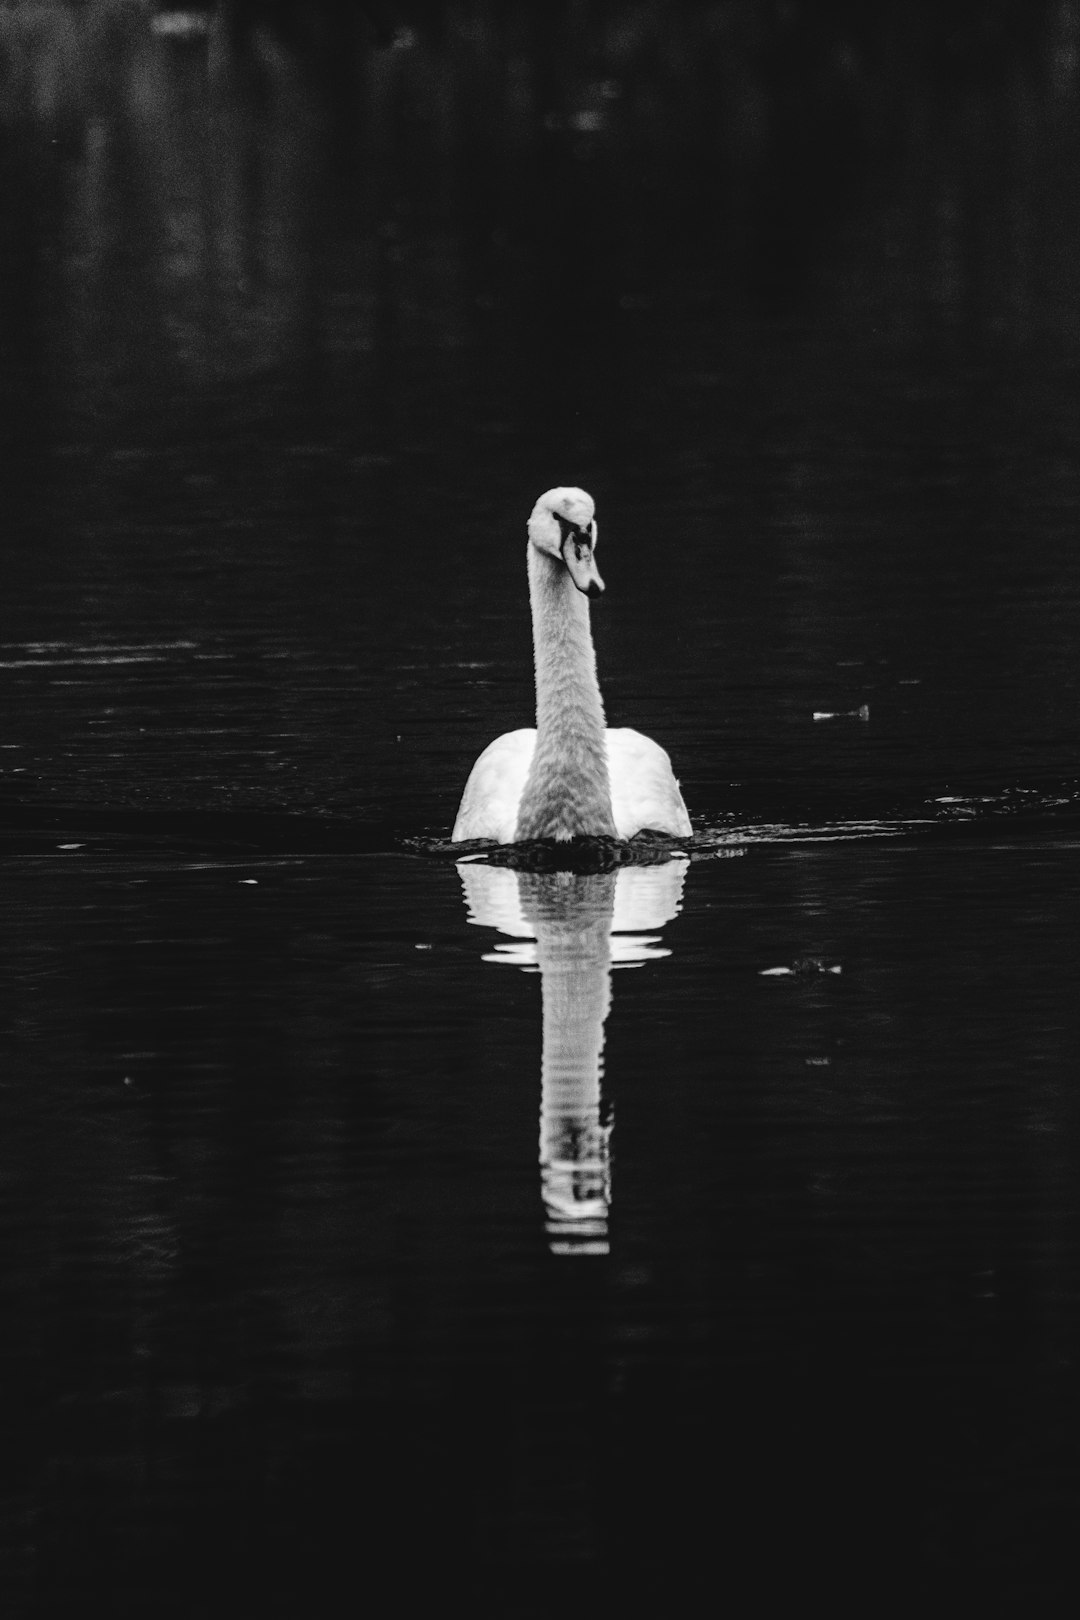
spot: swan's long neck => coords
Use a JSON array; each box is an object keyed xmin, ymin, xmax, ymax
[{"xmin": 515, "ymin": 545, "xmax": 615, "ymax": 841}]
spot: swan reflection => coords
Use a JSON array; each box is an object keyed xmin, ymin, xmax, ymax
[{"xmin": 458, "ymin": 859, "xmax": 688, "ymax": 1255}]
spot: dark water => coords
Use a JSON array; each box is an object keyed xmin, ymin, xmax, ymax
[{"xmin": 3, "ymin": 5, "xmax": 1080, "ymax": 1614}]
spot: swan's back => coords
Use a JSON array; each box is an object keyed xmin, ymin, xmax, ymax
[{"xmin": 452, "ymin": 727, "xmax": 690, "ymax": 843}]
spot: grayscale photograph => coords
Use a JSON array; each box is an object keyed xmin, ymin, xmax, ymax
[{"xmin": 2, "ymin": 2, "xmax": 1078, "ymax": 1615}]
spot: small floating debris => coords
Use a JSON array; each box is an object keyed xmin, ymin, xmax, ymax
[
  {"xmin": 813, "ymin": 704, "xmax": 870, "ymax": 722},
  {"xmin": 760, "ymin": 958, "xmax": 843, "ymax": 977}
]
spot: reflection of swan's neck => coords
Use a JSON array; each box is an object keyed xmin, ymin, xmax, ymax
[
  {"xmin": 525, "ymin": 873, "xmax": 616, "ymax": 1255},
  {"xmin": 516, "ymin": 546, "xmax": 615, "ymax": 841},
  {"xmin": 458, "ymin": 860, "xmax": 689, "ymax": 1258}
]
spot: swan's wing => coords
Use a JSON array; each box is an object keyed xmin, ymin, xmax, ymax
[
  {"xmin": 606, "ymin": 728, "xmax": 692, "ymax": 839},
  {"xmin": 451, "ymin": 729, "xmax": 536, "ymax": 843}
]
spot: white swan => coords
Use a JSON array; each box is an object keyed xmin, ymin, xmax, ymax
[{"xmin": 452, "ymin": 486, "xmax": 691, "ymax": 843}]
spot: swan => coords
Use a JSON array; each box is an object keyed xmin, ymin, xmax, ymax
[{"xmin": 452, "ymin": 486, "xmax": 691, "ymax": 843}]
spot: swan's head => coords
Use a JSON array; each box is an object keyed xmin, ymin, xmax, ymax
[{"xmin": 527, "ymin": 486, "xmax": 604, "ymax": 598}]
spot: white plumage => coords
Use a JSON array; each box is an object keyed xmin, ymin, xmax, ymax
[{"xmin": 452, "ymin": 487, "xmax": 691, "ymax": 844}]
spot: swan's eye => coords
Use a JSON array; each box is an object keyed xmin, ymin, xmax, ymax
[{"xmin": 555, "ymin": 514, "xmax": 594, "ymax": 553}]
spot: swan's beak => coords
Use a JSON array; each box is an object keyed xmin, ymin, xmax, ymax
[{"xmin": 562, "ymin": 533, "xmax": 605, "ymax": 598}]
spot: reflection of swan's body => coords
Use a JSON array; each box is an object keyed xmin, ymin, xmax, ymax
[
  {"xmin": 459, "ymin": 860, "xmax": 687, "ymax": 1254},
  {"xmin": 452, "ymin": 487, "xmax": 691, "ymax": 844}
]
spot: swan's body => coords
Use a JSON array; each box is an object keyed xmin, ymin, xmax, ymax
[
  {"xmin": 454, "ymin": 726, "xmax": 689, "ymax": 843},
  {"xmin": 452, "ymin": 487, "xmax": 691, "ymax": 844}
]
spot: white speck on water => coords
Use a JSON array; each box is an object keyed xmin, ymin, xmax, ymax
[{"xmin": 813, "ymin": 704, "xmax": 870, "ymax": 722}]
